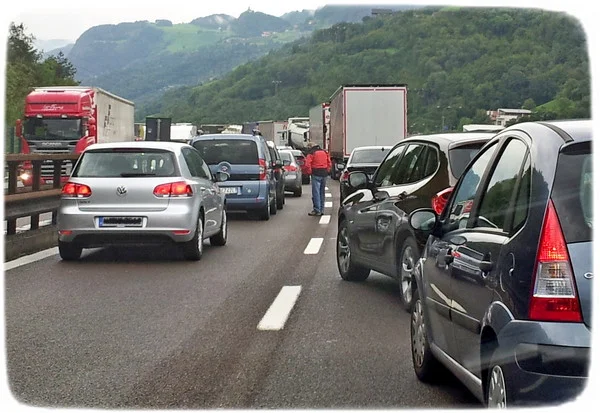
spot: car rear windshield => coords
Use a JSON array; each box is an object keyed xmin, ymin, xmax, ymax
[
  {"xmin": 448, "ymin": 143, "xmax": 486, "ymax": 179},
  {"xmin": 350, "ymin": 148, "xmax": 391, "ymax": 164},
  {"xmin": 192, "ymin": 139, "xmax": 259, "ymax": 165},
  {"xmin": 280, "ymin": 151, "xmax": 293, "ymax": 161},
  {"xmin": 551, "ymin": 141, "xmax": 592, "ymax": 243},
  {"xmin": 72, "ymin": 149, "xmax": 177, "ymax": 177}
]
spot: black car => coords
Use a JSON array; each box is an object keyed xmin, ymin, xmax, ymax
[
  {"xmin": 408, "ymin": 120, "xmax": 592, "ymax": 407},
  {"xmin": 336, "ymin": 132, "xmax": 495, "ymax": 311},
  {"xmin": 339, "ymin": 145, "xmax": 392, "ymax": 200}
]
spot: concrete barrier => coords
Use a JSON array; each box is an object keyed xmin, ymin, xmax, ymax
[{"xmin": 4, "ymin": 225, "xmax": 58, "ymax": 262}]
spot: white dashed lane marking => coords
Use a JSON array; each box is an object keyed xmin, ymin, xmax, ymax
[
  {"xmin": 257, "ymin": 286, "xmax": 302, "ymax": 331},
  {"xmin": 319, "ymin": 215, "xmax": 331, "ymax": 225},
  {"xmin": 304, "ymin": 237, "xmax": 324, "ymax": 254},
  {"xmin": 324, "ymin": 201, "xmax": 333, "ymax": 208}
]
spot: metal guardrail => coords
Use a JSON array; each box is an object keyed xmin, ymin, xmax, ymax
[{"xmin": 4, "ymin": 153, "xmax": 80, "ymax": 235}]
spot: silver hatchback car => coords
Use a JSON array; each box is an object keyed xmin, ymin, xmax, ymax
[{"xmin": 57, "ymin": 141, "xmax": 229, "ymax": 261}]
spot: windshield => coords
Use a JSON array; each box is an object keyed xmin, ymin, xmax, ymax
[
  {"xmin": 551, "ymin": 142, "xmax": 592, "ymax": 243},
  {"xmin": 72, "ymin": 149, "xmax": 177, "ymax": 178},
  {"xmin": 349, "ymin": 148, "xmax": 391, "ymax": 164},
  {"xmin": 192, "ymin": 139, "xmax": 259, "ymax": 165},
  {"xmin": 448, "ymin": 143, "xmax": 487, "ymax": 179},
  {"xmin": 23, "ymin": 117, "xmax": 83, "ymax": 141}
]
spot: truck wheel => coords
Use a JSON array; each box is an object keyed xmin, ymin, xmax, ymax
[
  {"xmin": 210, "ymin": 210, "xmax": 227, "ymax": 246},
  {"xmin": 182, "ymin": 215, "xmax": 203, "ymax": 260},
  {"xmin": 58, "ymin": 241, "xmax": 82, "ymax": 261}
]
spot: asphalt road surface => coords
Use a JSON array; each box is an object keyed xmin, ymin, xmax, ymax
[{"xmin": 4, "ymin": 180, "xmax": 479, "ymax": 409}]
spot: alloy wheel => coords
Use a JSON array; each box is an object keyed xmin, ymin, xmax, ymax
[
  {"xmin": 411, "ymin": 299, "xmax": 426, "ymax": 367},
  {"xmin": 337, "ymin": 227, "xmax": 351, "ymax": 274},
  {"xmin": 488, "ymin": 365, "xmax": 507, "ymax": 408}
]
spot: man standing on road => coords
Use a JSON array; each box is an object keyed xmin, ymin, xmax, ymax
[{"xmin": 305, "ymin": 142, "xmax": 331, "ymax": 216}]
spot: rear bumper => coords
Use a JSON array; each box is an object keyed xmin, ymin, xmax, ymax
[
  {"xmin": 225, "ymin": 197, "xmax": 269, "ymax": 211},
  {"xmin": 494, "ymin": 320, "xmax": 590, "ymax": 406},
  {"xmin": 57, "ymin": 202, "xmax": 198, "ymax": 245}
]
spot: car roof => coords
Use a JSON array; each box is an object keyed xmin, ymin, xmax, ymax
[
  {"xmin": 514, "ymin": 119, "xmax": 592, "ymax": 143},
  {"xmin": 401, "ymin": 132, "xmax": 497, "ymax": 149},
  {"xmin": 350, "ymin": 145, "xmax": 393, "ymax": 152},
  {"xmin": 84, "ymin": 141, "xmax": 187, "ymax": 152}
]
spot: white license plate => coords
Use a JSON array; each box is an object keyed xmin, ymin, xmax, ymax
[
  {"xmin": 221, "ymin": 187, "xmax": 238, "ymax": 194},
  {"xmin": 99, "ymin": 217, "xmax": 143, "ymax": 227}
]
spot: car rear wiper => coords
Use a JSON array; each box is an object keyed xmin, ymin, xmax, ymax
[{"xmin": 120, "ymin": 172, "xmax": 157, "ymax": 177}]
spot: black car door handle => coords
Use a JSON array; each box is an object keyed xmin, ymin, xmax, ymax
[{"xmin": 479, "ymin": 260, "xmax": 494, "ymax": 273}]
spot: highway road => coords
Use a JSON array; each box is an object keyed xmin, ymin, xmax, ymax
[{"xmin": 4, "ymin": 181, "xmax": 478, "ymax": 409}]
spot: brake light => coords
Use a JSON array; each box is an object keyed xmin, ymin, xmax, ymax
[
  {"xmin": 340, "ymin": 170, "xmax": 350, "ymax": 182},
  {"xmin": 258, "ymin": 159, "xmax": 267, "ymax": 180},
  {"xmin": 284, "ymin": 165, "xmax": 297, "ymax": 172},
  {"xmin": 61, "ymin": 182, "xmax": 92, "ymax": 198},
  {"xmin": 528, "ymin": 200, "xmax": 582, "ymax": 323},
  {"xmin": 432, "ymin": 187, "xmax": 453, "ymax": 215},
  {"xmin": 153, "ymin": 181, "xmax": 193, "ymax": 197}
]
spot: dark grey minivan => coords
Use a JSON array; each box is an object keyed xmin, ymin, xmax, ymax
[{"xmin": 408, "ymin": 120, "xmax": 592, "ymax": 407}]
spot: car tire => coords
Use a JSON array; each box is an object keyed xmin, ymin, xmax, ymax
[
  {"xmin": 302, "ymin": 175, "xmax": 310, "ymax": 184},
  {"xmin": 58, "ymin": 240, "xmax": 82, "ymax": 261},
  {"xmin": 398, "ymin": 237, "xmax": 419, "ymax": 312},
  {"xmin": 182, "ymin": 215, "xmax": 203, "ymax": 260},
  {"xmin": 336, "ymin": 219, "xmax": 370, "ymax": 281},
  {"xmin": 277, "ymin": 189, "xmax": 284, "ymax": 209},
  {"xmin": 294, "ymin": 186, "xmax": 302, "ymax": 197},
  {"xmin": 270, "ymin": 192, "xmax": 278, "ymax": 215},
  {"xmin": 411, "ymin": 290, "xmax": 442, "ymax": 383},
  {"xmin": 210, "ymin": 209, "xmax": 227, "ymax": 246},
  {"xmin": 486, "ymin": 349, "xmax": 509, "ymax": 408},
  {"xmin": 259, "ymin": 193, "xmax": 270, "ymax": 221}
]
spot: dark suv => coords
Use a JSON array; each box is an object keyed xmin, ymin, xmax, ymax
[
  {"xmin": 408, "ymin": 120, "xmax": 592, "ymax": 407},
  {"xmin": 336, "ymin": 132, "xmax": 495, "ymax": 311}
]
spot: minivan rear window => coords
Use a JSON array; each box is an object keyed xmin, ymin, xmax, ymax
[
  {"xmin": 551, "ymin": 142, "xmax": 592, "ymax": 243},
  {"xmin": 72, "ymin": 149, "xmax": 177, "ymax": 177},
  {"xmin": 349, "ymin": 148, "xmax": 391, "ymax": 164},
  {"xmin": 448, "ymin": 143, "xmax": 487, "ymax": 179},
  {"xmin": 192, "ymin": 139, "xmax": 259, "ymax": 165}
]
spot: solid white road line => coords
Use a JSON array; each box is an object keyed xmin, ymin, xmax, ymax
[
  {"xmin": 4, "ymin": 247, "xmax": 59, "ymax": 271},
  {"xmin": 325, "ymin": 193, "xmax": 332, "ymax": 198},
  {"xmin": 257, "ymin": 286, "xmax": 302, "ymax": 331},
  {"xmin": 304, "ymin": 237, "xmax": 324, "ymax": 254},
  {"xmin": 325, "ymin": 201, "xmax": 333, "ymax": 208},
  {"xmin": 319, "ymin": 215, "xmax": 331, "ymax": 225}
]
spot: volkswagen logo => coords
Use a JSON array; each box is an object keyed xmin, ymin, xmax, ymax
[
  {"xmin": 116, "ymin": 186, "xmax": 127, "ymax": 196},
  {"xmin": 221, "ymin": 165, "xmax": 228, "ymax": 172}
]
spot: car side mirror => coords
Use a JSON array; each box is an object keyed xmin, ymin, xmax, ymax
[
  {"xmin": 336, "ymin": 163, "xmax": 345, "ymax": 171},
  {"xmin": 214, "ymin": 171, "xmax": 229, "ymax": 182},
  {"xmin": 348, "ymin": 171, "xmax": 369, "ymax": 190},
  {"xmin": 408, "ymin": 208, "xmax": 438, "ymax": 234},
  {"xmin": 273, "ymin": 159, "xmax": 283, "ymax": 168}
]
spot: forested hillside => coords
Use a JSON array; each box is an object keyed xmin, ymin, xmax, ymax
[{"xmin": 145, "ymin": 7, "xmax": 590, "ymax": 133}]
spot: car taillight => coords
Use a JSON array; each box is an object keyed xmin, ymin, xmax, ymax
[
  {"xmin": 153, "ymin": 181, "xmax": 193, "ymax": 197},
  {"xmin": 431, "ymin": 187, "xmax": 453, "ymax": 215},
  {"xmin": 340, "ymin": 170, "xmax": 350, "ymax": 182},
  {"xmin": 528, "ymin": 200, "xmax": 582, "ymax": 323},
  {"xmin": 61, "ymin": 182, "xmax": 92, "ymax": 198},
  {"xmin": 258, "ymin": 159, "xmax": 267, "ymax": 180},
  {"xmin": 284, "ymin": 165, "xmax": 297, "ymax": 172}
]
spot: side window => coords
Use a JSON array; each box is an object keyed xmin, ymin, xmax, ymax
[
  {"xmin": 510, "ymin": 157, "xmax": 531, "ymax": 232},
  {"xmin": 404, "ymin": 145, "xmax": 438, "ymax": 184},
  {"xmin": 476, "ymin": 139, "xmax": 528, "ymax": 230},
  {"xmin": 445, "ymin": 142, "xmax": 498, "ymax": 227},
  {"xmin": 389, "ymin": 144, "xmax": 423, "ymax": 185},
  {"xmin": 189, "ymin": 149, "xmax": 210, "ymax": 179},
  {"xmin": 182, "ymin": 148, "xmax": 200, "ymax": 177},
  {"xmin": 374, "ymin": 144, "xmax": 406, "ymax": 187}
]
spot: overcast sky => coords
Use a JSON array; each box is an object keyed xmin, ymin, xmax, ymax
[{"xmin": 5, "ymin": 0, "xmax": 598, "ymax": 43}]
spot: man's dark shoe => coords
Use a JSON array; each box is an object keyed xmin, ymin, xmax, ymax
[
  {"xmin": 317, "ymin": 211, "xmax": 324, "ymax": 216},
  {"xmin": 308, "ymin": 210, "xmax": 319, "ymax": 216}
]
